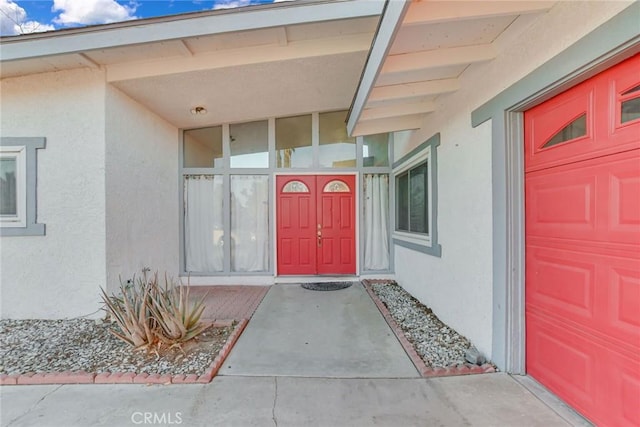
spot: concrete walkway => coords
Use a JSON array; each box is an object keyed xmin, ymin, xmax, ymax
[
  {"xmin": 1, "ymin": 374, "xmax": 576, "ymax": 426},
  {"xmin": 0, "ymin": 283, "xmax": 585, "ymax": 426},
  {"xmin": 221, "ymin": 283, "xmax": 418, "ymax": 378}
]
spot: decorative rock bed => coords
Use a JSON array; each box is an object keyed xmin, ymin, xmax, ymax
[
  {"xmin": 364, "ymin": 280, "xmax": 495, "ymax": 376},
  {"xmin": 0, "ymin": 318, "xmax": 248, "ymax": 385}
]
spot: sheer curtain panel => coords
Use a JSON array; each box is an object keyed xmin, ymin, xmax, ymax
[
  {"xmin": 231, "ymin": 175, "xmax": 269, "ymax": 272},
  {"xmin": 185, "ymin": 175, "xmax": 224, "ymax": 272},
  {"xmin": 363, "ymin": 174, "xmax": 390, "ymax": 270}
]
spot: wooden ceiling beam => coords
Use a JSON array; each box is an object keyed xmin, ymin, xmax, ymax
[
  {"xmin": 360, "ymin": 100, "xmax": 436, "ymax": 121},
  {"xmin": 369, "ymin": 78, "xmax": 459, "ymax": 103},
  {"xmin": 403, "ymin": 1, "xmax": 556, "ymax": 26},
  {"xmin": 352, "ymin": 114, "xmax": 424, "ymax": 136},
  {"xmin": 381, "ymin": 44, "xmax": 496, "ymax": 75}
]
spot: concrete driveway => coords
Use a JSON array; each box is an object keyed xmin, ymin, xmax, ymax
[{"xmin": 1, "ymin": 284, "xmax": 587, "ymax": 426}]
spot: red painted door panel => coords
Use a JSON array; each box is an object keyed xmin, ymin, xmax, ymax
[
  {"xmin": 276, "ymin": 176, "xmax": 317, "ymax": 275},
  {"xmin": 316, "ymin": 175, "xmax": 356, "ymax": 275},
  {"xmin": 525, "ymin": 54, "xmax": 640, "ymax": 426},
  {"xmin": 276, "ymin": 175, "xmax": 356, "ymax": 275}
]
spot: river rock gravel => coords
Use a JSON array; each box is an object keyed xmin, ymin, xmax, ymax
[
  {"xmin": 370, "ymin": 281, "xmax": 475, "ymax": 368},
  {"xmin": 0, "ymin": 319, "xmax": 232, "ymax": 376}
]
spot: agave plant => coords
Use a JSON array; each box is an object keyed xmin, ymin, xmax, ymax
[
  {"xmin": 148, "ymin": 273, "xmax": 208, "ymax": 345},
  {"xmin": 100, "ymin": 275, "xmax": 156, "ymax": 350},
  {"xmin": 100, "ymin": 271, "xmax": 208, "ymax": 351}
]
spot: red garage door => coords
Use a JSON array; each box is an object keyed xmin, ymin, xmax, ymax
[{"xmin": 524, "ymin": 54, "xmax": 640, "ymax": 426}]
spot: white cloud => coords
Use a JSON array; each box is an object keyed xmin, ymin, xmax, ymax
[
  {"xmin": 0, "ymin": 0, "xmax": 55, "ymax": 35},
  {"xmin": 52, "ymin": 0, "xmax": 138, "ymax": 26},
  {"xmin": 212, "ymin": 0, "xmax": 295, "ymax": 10},
  {"xmin": 212, "ymin": 0, "xmax": 254, "ymax": 10}
]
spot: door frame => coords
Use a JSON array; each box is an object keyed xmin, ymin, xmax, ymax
[
  {"xmin": 273, "ymin": 172, "xmax": 360, "ymax": 277},
  {"xmin": 470, "ymin": 4, "xmax": 639, "ymax": 373}
]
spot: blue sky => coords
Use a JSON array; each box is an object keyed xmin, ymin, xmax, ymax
[{"xmin": 0, "ymin": 0, "xmax": 289, "ymax": 36}]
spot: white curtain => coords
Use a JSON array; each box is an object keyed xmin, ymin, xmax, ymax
[
  {"xmin": 364, "ymin": 174, "xmax": 390, "ymax": 270},
  {"xmin": 185, "ymin": 175, "xmax": 224, "ymax": 272},
  {"xmin": 231, "ymin": 175, "xmax": 269, "ymax": 272}
]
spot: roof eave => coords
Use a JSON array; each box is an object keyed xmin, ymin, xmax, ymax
[{"xmin": 0, "ymin": 0, "xmax": 384, "ymax": 62}]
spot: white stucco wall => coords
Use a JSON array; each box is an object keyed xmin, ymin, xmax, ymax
[
  {"xmin": 105, "ymin": 85, "xmax": 179, "ymax": 292},
  {"xmin": 0, "ymin": 68, "xmax": 107, "ymax": 318},
  {"xmin": 392, "ymin": 1, "xmax": 633, "ymax": 361}
]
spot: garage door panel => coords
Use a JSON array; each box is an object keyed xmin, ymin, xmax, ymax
[
  {"xmin": 526, "ymin": 246, "xmax": 595, "ymax": 319},
  {"xmin": 526, "ymin": 173, "xmax": 596, "ymax": 237},
  {"xmin": 527, "ymin": 244, "xmax": 640, "ymax": 347},
  {"xmin": 525, "ymin": 54, "xmax": 640, "ymax": 425},
  {"xmin": 609, "ymin": 159, "xmax": 640, "ymax": 241},
  {"xmin": 528, "ymin": 312, "xmax": 640, "ymax": 427},
  {"xmin": 608, "ymin": 266, "xmax": 640, "ymax": 341},
  {"xmin": 526, "ymin": 313, "xmax": 597, "ymax": 410},
  {"xmin": 618, "ymin": 367, "xmax": 640, "ymax": 427},
  {"xmin": 527, "ymin": 152, "xmax": 640, "ymax": 245}
]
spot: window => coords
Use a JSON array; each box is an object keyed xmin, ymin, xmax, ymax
[
  {"xmin": 363, "ymin": 133, "xmax": 389, "ymax": 167},
  {"xmin": 276, "ymin": 115, "xmax": 312, "ymax": 168},
  {"xmin": 183, "ymin": 126, "xmax": 223, "ymax": 168},
  {"xmin": 0, "ymin": 137, "xmax": 46, "ymax": 236},
  {"xmin": 230, "ymin": 121, "xmax": 268, "ymax": 168},
  {"xmin": 395, "ymin": 162, "xmax": 427, "ymax": 234},
  {"xmin": 319, "ymin": 111, "xmax": 355, "ymax": 168},
  {"xmin": 392, "ymin": 133, "xmax": 441, "ymax": 257}
]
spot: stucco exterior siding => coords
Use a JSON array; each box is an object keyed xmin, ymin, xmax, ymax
[
  {"xmin": 0, "ymin": 68, "xmax": 106, "ymax": 318},
  {"xmin": 105, "ymin": 85, "xmax": 179, "ymax": 292},
  {"xmin": 392, "ymin": 0, "xmax": 634, "ymax": 362}
]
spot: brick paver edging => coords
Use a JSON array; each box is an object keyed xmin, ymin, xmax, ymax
[
  {"xmin": 362, "ymin": 280, "xmax": 495, "ymax": 378},
  {"xmin": 0, "ymin": 318, "xmax": 249, "ymax": 386}
]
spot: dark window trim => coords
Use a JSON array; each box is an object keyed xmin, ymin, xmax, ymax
[
  {"xmin": 392, "ymin": 133, "xmax": 441, "ymax": 257},
  {"xmin": 0, "ymin": 137, "xmax": 46, "ymax": 236}
]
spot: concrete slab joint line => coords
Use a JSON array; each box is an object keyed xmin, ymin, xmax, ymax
[
  {"xmin": 4, "ymin": 384, "xmax": 62, "ymax": 427},
  {"xmin": 272, "ymin": 377, "xmax": 278, "ymax": 427}
]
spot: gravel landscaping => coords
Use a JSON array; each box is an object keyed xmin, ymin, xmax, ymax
[
  {"xmin": 1, "ymin": 282, "xmax": 488, "ymax": 378},
  {"xmin": 0, "ymin": 319, "xmax": 233, "ymax": 376},
  {"xmin": 369, "ymin": 281, "xmax": 483, "ymax": 368}
]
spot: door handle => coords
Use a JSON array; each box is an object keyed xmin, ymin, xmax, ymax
[{"xmin": 317, "ymin": 229, "xmax": 322, "ymax": 247}]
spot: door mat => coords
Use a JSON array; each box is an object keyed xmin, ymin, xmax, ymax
[{"xmin": 301, "ymin": 282, "xmax": 354, "ymax": 291}]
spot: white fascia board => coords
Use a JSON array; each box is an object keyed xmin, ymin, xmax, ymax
[
  {"xmin": 347, "ymin": 0, "xmax": 411, "ymax": 136},
  {"xmin": 0, "ymin": 0, "xmax": 383, "ymax": 62}
]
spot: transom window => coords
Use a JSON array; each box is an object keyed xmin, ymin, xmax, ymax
[
  {"xmin": 323, "ymin": 180, "xmax": 349, "ymax": 193},
  {"xmin": 282, "ymin": 180, "xmax": 309, "ymax": 193}
]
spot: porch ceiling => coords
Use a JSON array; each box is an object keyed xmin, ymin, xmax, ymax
[
  {"xmin": 0, "ymin": 0, "xmax": 382, "ymax": 128},
  {"xmin": 347, "ymin": 0, "xmax": 556, "ymax": 137}
]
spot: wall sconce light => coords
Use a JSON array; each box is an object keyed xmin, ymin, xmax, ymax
[{"xmin": 190, "ymin": 106, "xmax": 207, "ymax": 115}]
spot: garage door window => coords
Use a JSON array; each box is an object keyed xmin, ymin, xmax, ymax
[
  {"xmin": 621, "ymin": 84, "xmax": 640, "ymax": 124},
  {"xmin": 543, "ymin": 113, "xmax": 587, "ymax": 148}
]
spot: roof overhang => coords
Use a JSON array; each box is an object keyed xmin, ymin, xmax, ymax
[
  {"xmin": 1, "ymin": 0, "xmax": 384, "ymax": 128},
  {"xmin": 0, "ymin": 0, "xmax": 382, "ymax": 62},
  {"xmin": 347, "ymin": 0, "xmax": 556, "ymax": 136}
]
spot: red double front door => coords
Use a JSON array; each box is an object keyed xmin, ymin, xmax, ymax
[{"xmin": 276, "ymin": 175, "xmax": 356, "ymax": 275}]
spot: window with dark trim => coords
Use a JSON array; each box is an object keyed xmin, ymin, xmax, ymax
[
  {"xmin": 0, "ymin": 137, "xmax": 46, "ymax": 236},
  {"xmin": 396, "ymin": 162, "xmax": 428, "ymax": 234},
  {"xmin": 391, "ymin": 133, "xmax": 441, "ymax": 257}
]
